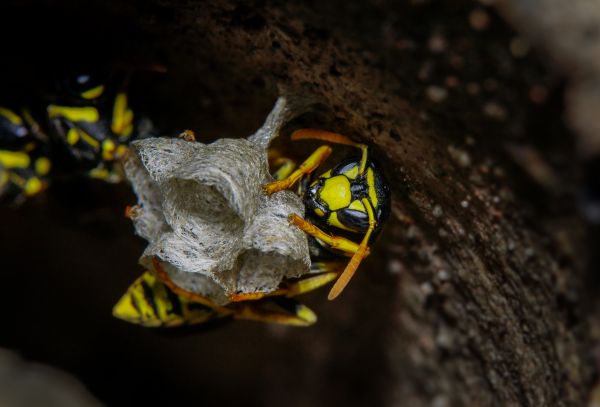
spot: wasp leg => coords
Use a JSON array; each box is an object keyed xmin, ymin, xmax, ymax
[
  {"xmin": 328, "ymin": 198, "xmax": 377, "ymax": 300},
  {"xmin": 271, "ymin": 157, "xmax": 297, "ymax": 181},
  {"xmin": 267, "ymin": 149, "xmax": 297, "ymax": 180},
  {"xmin": 263, "ymin": 145, "xmax": 332, "ymax": 195},
  {"xmin": 113, "ymin": 271, "xmax": 230, "ymax": 327},
  {"xmin": 288, "ymin": 213, "xmax": 370, "ymax": 256},
  {"xmin": 151, "ymin": 257, "xmax": 231, "ymax": 313},
  {"xmin": 228, "ymin": 291, "xmax": 277, "ymax": 302},
  {"xmin": 291, "ymin": 129, "xmax": 369, "ymax": 174},
  {"xmin": 227, "ymin": 261, "xmax": 343, "ymax": 302},
  {"xmin": 234, "ymin": 297, "xmax": 317, "ymax": 326},
  {"xmin": 283, "ymin": 261, "xmax": 343, "ymax": 297}
]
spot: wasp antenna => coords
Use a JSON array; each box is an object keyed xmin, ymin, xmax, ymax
[
  {"xmin": 291, "ymin": 129, "xmax": 368, "ymax": 174},
  {"xmin": 291, "ymin": 129, "xmax": 357, "ymax": 146},
  {"xmin": 328, "ymin": 198, "xmax": 376, "ymax": 300},
  {"xmin": 327, "ymin": 247, "xmax": 365, "ymax": 300}
]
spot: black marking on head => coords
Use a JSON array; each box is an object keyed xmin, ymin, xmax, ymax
[
  {"xmin": 350, "ymin": 179, "xmax": 368, "ymax": 200},
  {"xmin": 304, "ymin": 178, "xmax": 330, "ymax": 216}
]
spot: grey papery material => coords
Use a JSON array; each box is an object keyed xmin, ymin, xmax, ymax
[{"xmin": 124, "ymin": 96, "xmax": 313, "ymax": 305}]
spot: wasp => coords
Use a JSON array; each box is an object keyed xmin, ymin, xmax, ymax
[
  {"xmin": 0, "ymin": 106, "xmax": 52, "ymax": 202},
  {"xmin": 45, "ymin": 71, "xmax": 138, "ymax": 182},
  {"xmin": 263, "ymin": 129, "xmax": 391, "ymax": 300},
  {"xmin": 112, "ymin": 258, "xmax": 342, "ymax": 327},
  {"xmin": 0, "ymin": 71, "xmax": 144, "ymax": 203},
  {"xmin": 113, "ymin": 128, "xmax": 390, "ymax": 327}
]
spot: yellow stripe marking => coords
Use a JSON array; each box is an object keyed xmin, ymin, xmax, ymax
[
  {"xmin": 284, "ymin": 271, "xmax": 341, "ymax": 297},
  {"xmin": 121, "ymin": 122, "xmax": 134, "ymax": 138},
  {"xmin": 320, "ymin": 169, "xmax": 332, "ymax": 179},
  {"xmin": 24, "ymin": 177, "xmax": 44, "ymax": 196},
  {"xmin": 88, "ymin": 167, "xmax": 110, "ymax": 180},
  {"xmin": 343, "ymin": 165, "xmax": 359, "ymax": 179},
  {"xmin": 367, "ymin": 168, "xmax": 378, "ymax": 207},
  {"xmin": 102, "ymin": 139, "xmax": 116, "ymax": 161},
  {"xmin": 0, "ymin": 107, "xmax": 23, "ymax": 125},
  {"xmin": 79, "ymin": 130, "xmax": 100, "ymax": 150},
  {"xmin": 0, "ymin": 150, "xmax": 30, "ymax": 169},
  {"xmin": 47, "ymin": 105, "xmax": 99, "ymax": 122},
  {"xmin": 234, "ymin": 302, "xmax": 317, "ymax": 326},
  {"xmin": 35, "ymin": 157, "xmax": 51, "ymax": 175},
  {"xmin": 112, "ymin": 93, "xmax": 134, "ymax": 135},
  {"xmin": 328, "ymin": 211, "xmax": 354, "ymax": 232},
  {"xmin": 116, "ymin": 145, "xmax": 129, "ymax": 158},
  {"xmin": 66, "ymin": 128, "xmax": 80, "ymax": 145},
  {"xmin": 349, "ymin": 199, "xmax": 365, "ymax": 211},
  {"xmin": 81, "ymin": 84, "xmax": 105, "ymax": 99}
]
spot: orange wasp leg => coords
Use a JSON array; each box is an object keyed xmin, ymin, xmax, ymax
[
  {"xmin": 271, "ymin": 157, "xmax": 296, "ymax": 181},
  {"xmin": 228, "ymin": 266, "xmax": 342, "ymax": 303},
  {"xmin": 263, "ymin": 145, "xmax": 332, "ymax": 195},
  {"xmin": 288, "ymin": 213, "xmax": 370, "ymax": 256},
  {"xmin": 234, "ymin": 300, "xmax": 317, "ymax": 326}
]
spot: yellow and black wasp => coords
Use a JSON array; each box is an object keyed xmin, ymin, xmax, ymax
[
  {"xmin": 0, "ymin": 70, "xmax": 147, "ymax": 203},
  {"xmin": 46, "ymin": 72, "xmax": 138, "ymax": 182},
  {"xmin": 0, "ymin": 106, "xmax": 52, "ymax": 202},
  {"xmin": 112, "ymin": 128, "xmax": 391, "ymax": 327},
  {"xmin": 264, "ymin": 129, "xmax": 391, "ymax": 300}
]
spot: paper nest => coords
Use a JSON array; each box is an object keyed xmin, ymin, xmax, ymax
[{"xmin": 124, "ymin": 97, "xmax": 312, "ymax": 305}]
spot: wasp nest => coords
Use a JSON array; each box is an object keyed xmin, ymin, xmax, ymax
[{"xmin": 124, "ymin": 97, "xmax": 312, "ymax": 305}]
